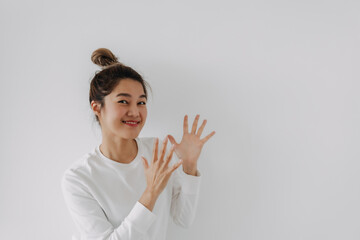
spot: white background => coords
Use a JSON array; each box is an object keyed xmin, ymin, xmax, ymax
[{"xmin": 1, "ymin": 0, "xmax": 359, "ymax": 239}]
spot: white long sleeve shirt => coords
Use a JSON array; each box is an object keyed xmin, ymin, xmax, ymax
[{"xmin": 61, "ymin": 137, "xmax": 201, "ymax": 240}]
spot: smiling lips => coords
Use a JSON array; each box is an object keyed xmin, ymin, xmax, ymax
[{"xmin": 122, "ymin": 120, "xmax": 140, "ymax": 127}]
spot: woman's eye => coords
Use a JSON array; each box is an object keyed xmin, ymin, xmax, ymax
[{"xmin": 118, "ymin": 100, "xmax": 146, "ymax": 105}]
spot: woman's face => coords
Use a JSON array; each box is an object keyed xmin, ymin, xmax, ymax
[{"xmin": 95, "ymin": 78, "xmax": 148, "ymax": 140}]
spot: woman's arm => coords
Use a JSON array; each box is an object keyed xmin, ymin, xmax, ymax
[
  {"xmin": 167, "ymin": 114, "xmax": 215, "ymax": 228},
  {"xmin": 61, "ymin": 170, "xmax": 156, "ymax": 240},
  {"xmin": 61, "ymin": 138, "xmax": 182, "ymax": 240},
  {"xmin": 170, "ymin": 162, "xmax": 202, "ymax": 228}
]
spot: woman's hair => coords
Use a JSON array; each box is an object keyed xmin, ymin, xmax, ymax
[{"xmin": 89, "ymin": 48, "xmax": 151, "ymax": 125}]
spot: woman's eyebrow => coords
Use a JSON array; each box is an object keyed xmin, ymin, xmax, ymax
[{"xmin": 116, "ymin": 93, "xmax": 147, "ymax": 99}]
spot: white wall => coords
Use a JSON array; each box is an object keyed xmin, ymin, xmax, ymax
[{"xmin": 1, "ymin": 0, "xmax": 359, "ymax": 239}]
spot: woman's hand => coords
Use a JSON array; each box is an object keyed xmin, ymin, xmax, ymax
[
  {"xmin": 141, "ymin": 137, "xmax": 183, "ymax": 199},
  {"xmin": 168, "ymin": 114, "xmax": 216, "ymax": 175}
]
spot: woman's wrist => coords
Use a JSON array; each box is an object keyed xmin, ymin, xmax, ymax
[
  {"xmin": 182, "ymin": 164, "xmax": 198, "ymax": 176},
  {"xmin": 139, "ymin": 188, "xmax": 159, "ymax": 212}
]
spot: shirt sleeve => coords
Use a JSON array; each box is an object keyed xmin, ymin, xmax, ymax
[
  {"xmin": 169, "ymin": 156, "xmax": 202, "ymax": 229},
  {"xmin": 61, "ymin": 169, "xmax": 157, "ymax": 240}
]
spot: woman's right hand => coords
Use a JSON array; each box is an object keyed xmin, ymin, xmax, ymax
[{"xmin": 139, "ymin": 136, "xmax": 183, "ymax": 211}]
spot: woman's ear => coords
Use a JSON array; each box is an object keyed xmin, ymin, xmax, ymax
[{"xmin": 91, "ymin": 100, "xmax": 101, "ymax": 118}]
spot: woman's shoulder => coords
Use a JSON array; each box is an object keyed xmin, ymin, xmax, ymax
[
  {"xmin": 60, "ymin": 153, "xmax": 97, "ymax": 198},
  {"xmin": 61, "ymin": 150, "xmax": 98, "ymax": 183}
]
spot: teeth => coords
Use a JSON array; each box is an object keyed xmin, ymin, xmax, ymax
[{"xmin": 123, "ymin": 121, "xmax": 138, "ymax": 124}]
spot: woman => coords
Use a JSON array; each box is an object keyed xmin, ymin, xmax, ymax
[{"xmin": 61, "ymin": 48, "xmax": 215, "ymax": 240}]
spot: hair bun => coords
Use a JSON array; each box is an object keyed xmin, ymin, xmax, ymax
[{"xmin": 91, "ymin": 48, "xmax": 120, "ymax": 68}]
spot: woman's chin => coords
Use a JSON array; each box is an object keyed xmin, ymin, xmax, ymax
[{"xmin": 119, "ymin": 131, "xmax": 140, "ymax": 140}]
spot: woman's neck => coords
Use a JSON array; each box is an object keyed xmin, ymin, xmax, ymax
[{"xmin": 99, "ymin": 137, "xmax": 138, "ymax": 164}]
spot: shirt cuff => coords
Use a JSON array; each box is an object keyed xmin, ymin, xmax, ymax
[
  {"xmin": 125, "ymin": 201, "xmax": 157, "ymax": 233},
  {"xmin": 178, "ymin": 168, "xmax": 202, "ymax": 195}
]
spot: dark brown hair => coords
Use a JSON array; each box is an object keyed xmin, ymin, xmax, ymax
[{"xmin": 89, "ymin": 48, "xmax": 151, "ymax": 125}]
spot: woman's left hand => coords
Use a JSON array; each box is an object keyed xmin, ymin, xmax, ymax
[{"xmin": 167, "ymin": 114, "xmax": 216, "ymax": 175}]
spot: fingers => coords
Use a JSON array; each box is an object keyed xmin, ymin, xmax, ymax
[
  {"xmin": 201, "ymin": 131, "xmax": 216, "ymax": 144},
  {"xmin": 149, "ymin": 137, "xmax": 175, "ymax": 170},
  {"xmin": 183, "ymin": 115, "xmax": 189, "ymax": 134},
  {"xmin": 191, "ymin": 114, "xmax": 200, "ymax": 134},
  {"xmin": 162, "ymin": 145, "xmax": 175, "ymax": 170},
  {"xmin": 167, "ymin": 134, "xmax": 177, "ymax": 146},
  {"xmin": 196, "ymin": 119, "xmax": 207, "ymax": 137},
  {"xmin": 158, "ymin": 136, "xmax": 168, "ymax": 164},
  {"xmin": 141, "ymin": 156, "xmax": 149, "ymax": 169},
  {"xmin": 168, "ymin": 159, "xmax": 183, "ymax": 174},
  {"xmin": 151, "ymin": 138, "xmax": 159, "ymax": 165}
]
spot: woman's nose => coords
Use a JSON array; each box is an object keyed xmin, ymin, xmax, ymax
[{"xmin": 127, "ymin": 104, "xmax": 139, "ymax": 117}]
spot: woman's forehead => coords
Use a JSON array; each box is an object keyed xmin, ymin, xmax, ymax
[{"xmin": 112, "ymin": 79, "xmax": 145, "ymax": 97}]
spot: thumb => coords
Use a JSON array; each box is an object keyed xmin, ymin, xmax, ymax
[{"xmin": 167, "ymin": 134, "xmax": 178, "ymax": 146}]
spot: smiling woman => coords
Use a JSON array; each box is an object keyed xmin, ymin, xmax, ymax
[
  {"xmin": 94, "ymin": 78, "xmax": 148, "ymax": 143},
  {"xmin": 60, "ymin": 48, "xmax": 215, "ymax": 240}
]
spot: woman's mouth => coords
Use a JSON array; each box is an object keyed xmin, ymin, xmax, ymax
[{"xmin": 122, "ymin": 121, "xmax": 140, "ymax": 127}]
